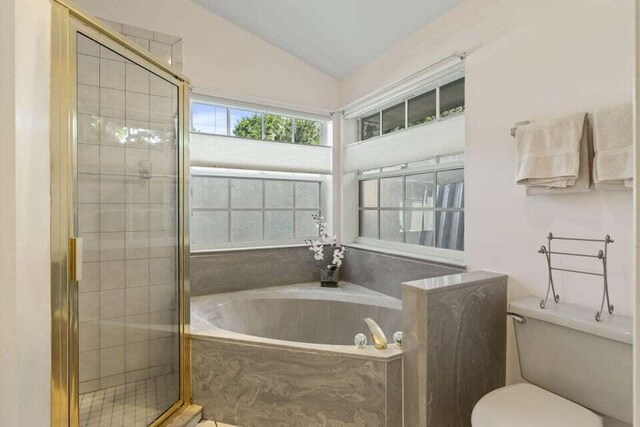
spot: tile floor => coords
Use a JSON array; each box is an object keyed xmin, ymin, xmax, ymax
[{"xmin": 79, "ymin": 373, "xmax": 178, "ymax": 426}]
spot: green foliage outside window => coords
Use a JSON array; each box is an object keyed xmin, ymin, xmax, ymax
[{"xmin": 233, "ymin": 114, "xmax": 320, "ymax": 145}]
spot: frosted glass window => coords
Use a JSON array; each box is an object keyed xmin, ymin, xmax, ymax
[
  {"xmin": 359, "ymin": 180, "xmax": 378, "ymax": 208},
  {"xmin": 264, "ymin": 211, "xmax": 293, "ymax": 240},
  {"xmin": 359, "ymin": 210, "xmax": 378, "ymax": 239},
  {"xmin": 295, "ymin": 211, "xmax": 319, "ymax": 238},
  {"xmin": 265, "ymin": 180, "xmax": 293, "ymax": 208},
  {"xmin": 230, "ymin": 179, "xmax": 262, "ymax": 209},
  {"xmin": 380, "ymin": 176, "xmax": 403, "ymax": 208},
  {"xmin": 380, "ymin": 211, "xmax": 404, "ymax": 243},
  {"xmin": 357, "ymin": 165, "xmax": 463, "ymax": 251},
  {"xmin": 437, "ymin": 211, "xmax": 464, "ymax": 250},
  {"xmin": 191, "ymin": 211, "xmax": 228, "ymax": 244},
  {"xmin": 295, "ymin": 181, "xmax": 320, "ymax": 209},
  {"xmin": 404, "ymin": 210, "xmax": 435, "ymax": 246},
  {"xmin": 231, "ymin": 211, "xmax": 262, "ymax": 242},
  {"xmin": 406, "ymin": 173, "xmax": 435, "ymax": 209},
  {"xmin": 191, "ymin": 174, "xmax": 322, "ymax": 247},
  {"xmin": 191, "ymin": 177, "xmax": 228, "ymax": 209},
  {"xmin": 436, "ymin": 169, "xmax": 464, "ymax": 208}
]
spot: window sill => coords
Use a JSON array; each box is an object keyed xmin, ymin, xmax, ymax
[
  {"xmin": 348, "ymin": 239, "xmax": 466, "ymax": 268},
  {"xmin": 191, "ymin": 242, "xmax": 310, "ymax": 255}
]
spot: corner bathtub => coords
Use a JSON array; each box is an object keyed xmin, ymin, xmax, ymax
[{"xmin": 190, "ymin": 282, "xmax": 403, "ymax": 427}]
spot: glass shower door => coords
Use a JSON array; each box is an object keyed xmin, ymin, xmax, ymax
[{"xmin": 74, "ymin": 29, "xmax": 182, "ymax": 426}]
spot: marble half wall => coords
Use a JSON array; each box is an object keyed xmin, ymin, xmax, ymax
[
  {"xmin": 403, "ymin": 271, "xmax": 508, "ymax": 427},
  {"xmin": 191, "ymin": 245, "xmax": 464, "ymax": 297},
  {"xmin": 341, "ymin": 246, "xmax": 465, "ymax": 298},
  {"xmin": 190, "ymin": 246, "xmax": 320, "ymax": 296},
  {"xmin": 191, "ymin": 338, "xmax": 402, "ymax": 427}
]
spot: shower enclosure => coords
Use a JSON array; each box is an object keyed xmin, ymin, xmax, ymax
[{"xmin": 51, "ymin": 2, "xmax": 190, "ymax": 426}]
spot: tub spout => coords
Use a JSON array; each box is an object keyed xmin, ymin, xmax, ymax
[{"xmin": 364, "ymin": 318, "xmax": 387, "ymax": 350}]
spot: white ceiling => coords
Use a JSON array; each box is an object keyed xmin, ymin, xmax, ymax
[{"xmin": 192, "ymin": 0, "xmax": 462, "ymax": 79}]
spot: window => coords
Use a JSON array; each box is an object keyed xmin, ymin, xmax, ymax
[
  {"xmin": 191, "ymin": 101, "xmax": 322, "ymax": 145},
  {"xmin": 191, "ymin": 172, "xmax": 322, "ymax": 248},
  {"xmin": 358, "ymin": 77, "xmax": 465, "ymax": 141},
  {"xmin": 357, "ymin": 154, "xmax": 464, "ymax": 251}
]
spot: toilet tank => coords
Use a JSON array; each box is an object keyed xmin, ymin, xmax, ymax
[{"xmin": 510, "ymin": 297, "xmax": 632, "ymax": 424}]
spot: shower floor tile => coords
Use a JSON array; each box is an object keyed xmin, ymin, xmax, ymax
[{"xmin": 79, "ymin": 373, "xmax": 178, "ymax": 427}]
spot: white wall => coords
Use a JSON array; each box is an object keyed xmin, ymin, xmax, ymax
[
  {"xmin": 0, "ymin": 0, "xmax": 51, "ymax": 424},
  {"xmin": 341, "ymin": 0, "xmax": 634, "ymax": 383},
  {"xmin": 72, "ymin": 0, "xmax": 340, "ymax": 111}
]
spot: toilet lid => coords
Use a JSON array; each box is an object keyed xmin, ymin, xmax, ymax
[{"xmin": 471, "ymin": 383, "xmax": 603, "ymax": 427}]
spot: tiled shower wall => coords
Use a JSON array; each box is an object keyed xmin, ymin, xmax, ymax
[
  {"xmin": 76, "ymin": 32, "xmax": 180, "ymax": 394},
  {"xmin": 100, "ymin": 18, "xmax": 183, "ymax": 73}
]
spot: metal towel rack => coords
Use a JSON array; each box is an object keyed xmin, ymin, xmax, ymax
[{"xmin": 538, "ymin": 232, "xmax": 614, "ymax": 321}]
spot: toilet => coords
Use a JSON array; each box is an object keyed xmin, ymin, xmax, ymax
[{"xmin": 472, "ymin": 297, "xmax": 632, "ymax": 427}]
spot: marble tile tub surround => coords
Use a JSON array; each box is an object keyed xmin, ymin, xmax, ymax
[
  {"xmin": 403, "ymin": 271, "xmax": 508, "ymax": 427},
  {"xmin": 190, "ymin": 283, "xmax": 402, "ymax": 426},
  {"xmin": 192, "ymin": 339, "xmax": 402, "ymax": 427},
  {"xmin": 341, "ymin": 246, "xmax": 465, "ymax": 298},
  {"xmin": 190, "ymin": 246, "xmax": 321, "ymax": 296},
  {"xmin": 191, "ymin": 244, "xmax": 464, "ymax": 297}
]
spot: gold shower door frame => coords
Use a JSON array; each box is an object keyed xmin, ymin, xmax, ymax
[{"xmin": 50, "ymin": 1, "xmax": 191, "ymax": 426}]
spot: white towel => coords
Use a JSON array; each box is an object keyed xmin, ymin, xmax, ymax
[
  {"xmin": 593, "ymin": 104, "xmax": 633, "ymax": 189},
  {"xmin": 515, "ymin": 112, "xmax": 591, "ymax": 194},
  {"xmin": 526, "ymin": 117, "xmax": 591, "ymax": 196}
]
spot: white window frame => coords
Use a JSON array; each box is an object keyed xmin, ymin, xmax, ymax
[
  {"xmin": 190, "ymin": 97, "xmax": 329, "ymax": 146},
  {"xmin": 356, "ymin": 70, "xmax": 464, "ymax": 143},
  {"xmin": 190, "ymin": 168, "xmax": 327, "ymax": 252},
  {"xmin": 354, "ymin": 156, "xmax": 465, "ymax": 266}
]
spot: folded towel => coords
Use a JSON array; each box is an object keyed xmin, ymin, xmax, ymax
[
  {"xmin": 593, "ymin": 104, "xmax": 633, "ymax": 189},
  {"xmin": 525, "ymin": 116, "xmax": 591, "ymax": 196},
  {"xmin": 515, "ymin": 111, "xmax": 590, "ymax": 194}
]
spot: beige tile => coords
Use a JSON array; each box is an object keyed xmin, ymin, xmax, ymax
[
  {"xmin": 100, "ymin": 260, "xmax": 125, "ymax": 290},
  {"xmin": 79, "ymin": 291, "xmax": 99, "ymax": 322},
  {"xmin": 79, "ymin": 321, "xmax": 100, "ymax": 352},
  {"xmin": 125, "ymin": 61, "xmax": 150, "ymax": 94},
  {"xmin": 77, "ymin": 33, "xmax": 99, "ymax": 57},
  {"xmin": 100, "ymin": 117, "xmax": 127, "ymax": 146},
  {"xmin": 99, "ymin": 145, "xmax": 125, "ymax": 175},
  {"xmin": 78, "ymin": 173, "xmax": 100, "ymax": 204},
  {"xmin": 99, "ymin": 232, "xmax": 125, "ymax": 261},
  {"xmin": 100, "ymin": 87, "xmax": 125, "ymax": 118},
  {"xmin": 150, "ymin": 74, "xmax": 173, "ymax": 97},
  {"xmin": 99, "ymin": 175, "xmax": 125, "ymax": 204},
  {"xmin": 100, "ymin": 317, "xmax": 125, "ymax": 348},
  {"xmin": 78, "ymin": 203, "xmax": 99, "ymax": 233},
  {"xmin": 125, "ymin": 287, "xmax": 149, "ymax": 316},
  {"xmin": 80, "ymin": 262, "xmax": 100, "ymax": 293},
  {"xmin": 125, "ymin": 313, "xmax": 148, "ymax": 344},
  {"xmin": 99, "ymin": 345, "xmax": 125, "ymax": 377},
  {"xmin": 125, "ymin": 148, "xmax": 149, "ymax": 176},
  {"xmin": 125, "ymin": 259, "xmax": 149, "ymax": 288},
  {"xmin": 100, "ymin": 204, "xmax": 125, "ymax": 232},
  {"xmin": 125, "ymin": 231, "xmax": 149, "ymax": 259},
  {"xmin": 126, "ymin": 92, "xmax": 149, "ymax": 122},
  {"xmin": 149, "ymin": 94, "xmax": 173, "ymax": 123},
  {"xmin": 78, "ymin": 114, "xmax": 100, "ymax": 144},
  {"xmin": 125, "ymin": 341, "xmax": 149, "ymax": 371},
  {"xmin": 150, "ymin": 41, "xmax": 172, "ymax": 66},
  {"xmin": 79, "ymin": 350, "xmax": 99, "ymax": 382},
  {"xmin": 125, "ymin": 203, "xmax": 149, "ymax": 232},
  {"xmin": 78, "ymin": 54, "xmax": 99, "ymax": 86},
  {"xmin": 99, "ymin": 289, "xmax": 125, "ymax": 319},
  {"xmin": 78, "ymin": 84, "xmax": 100, "ymax": 115}
]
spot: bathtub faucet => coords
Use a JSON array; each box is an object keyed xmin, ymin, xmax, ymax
[{"xmin": 364, "ymin": 318, "xmax": 388, "ymax": 350}]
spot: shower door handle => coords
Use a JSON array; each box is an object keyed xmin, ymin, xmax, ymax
[{"xmin": 69, "ymin": 237, "xmax": 83, "ymax": 281}]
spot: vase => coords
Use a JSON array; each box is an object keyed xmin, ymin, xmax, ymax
[{"xmin": 320, "ymin": 268, "xmax": 339, "ymax": 287}]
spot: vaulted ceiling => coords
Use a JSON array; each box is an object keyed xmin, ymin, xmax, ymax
[{"xmin": 192, "ymin": 0, "xmax": 462, "ymax": 79}]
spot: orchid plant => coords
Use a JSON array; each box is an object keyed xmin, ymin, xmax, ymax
[{"xmin": 305, "ymin": 214, "xmax": 346, "ymax": 271}]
